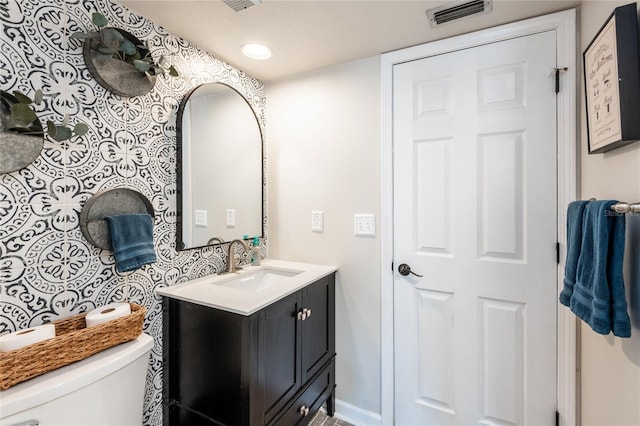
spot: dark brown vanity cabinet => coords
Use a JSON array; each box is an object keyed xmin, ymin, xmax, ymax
[{"xmin": 164, "ymin": 273, "xmax": 336, "ymax": 426}]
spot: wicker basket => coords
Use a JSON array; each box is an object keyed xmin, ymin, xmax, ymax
[{"xmin": 0, "ymin": 302, "xmax": 146, "ymax": 390}]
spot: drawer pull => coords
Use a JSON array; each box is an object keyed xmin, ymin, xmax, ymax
[
  {"xmin": 299, "ymin": 405, "xmax": 310, "ymax": 416},
  {"xmin": 12, "ymin": 421, "xmax": 39, "ymax": 426},
  {"xmin": 305, "ymin": 308, "xmax": 312, "ymax": 318}
]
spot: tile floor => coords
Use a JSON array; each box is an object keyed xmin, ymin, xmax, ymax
[{"xmin": 309, "ymin": 410, "xmax": 354, "ymax": 426}]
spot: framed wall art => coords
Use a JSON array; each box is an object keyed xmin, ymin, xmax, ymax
[{"xmin": 584, "ymin": 2, "xmax": 640, "ymax": 154}]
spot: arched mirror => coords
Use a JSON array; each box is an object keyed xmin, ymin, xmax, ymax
[{"xmin": 177, "ymin": 83, "xmax": 263, "ymax": 250}]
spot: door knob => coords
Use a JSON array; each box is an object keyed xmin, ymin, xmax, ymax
[{"xmin": 398, "ymin": 263, "xmax": 423, "ymax": 277}]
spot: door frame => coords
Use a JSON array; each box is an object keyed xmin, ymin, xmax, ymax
[{"xmin": 380, "ymin": 9, "xmax": 578, "ymax": 425}]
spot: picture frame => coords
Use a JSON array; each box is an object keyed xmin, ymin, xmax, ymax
[{"xmin": 584, "ymin": 3, "xmax": 640, "ymax": 154}]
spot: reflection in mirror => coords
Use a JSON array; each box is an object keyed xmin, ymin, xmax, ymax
[{"xmin": 177, "ymin": 83, "xmax": 263, "ymax": 250}]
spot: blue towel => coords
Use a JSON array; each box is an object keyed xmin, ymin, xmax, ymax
[
  {"xmin": 559, "ymin": 200, "xmax": 590, "ymax": 306},
  {"xmin": 105, "ymin": 213, "xmax": 157, "ymax": 273},
  {"xmin": 569, "ymin": 200, "xmax": 631, "ymax": 337}
]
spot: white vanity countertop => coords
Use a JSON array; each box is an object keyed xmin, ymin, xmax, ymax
[{"xmin": 155, "ymin": 259, "xmax": 337, "ymax": 316}]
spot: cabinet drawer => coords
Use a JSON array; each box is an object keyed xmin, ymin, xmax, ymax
[{"xmin": 269, "ymin": 360, "xmax": 335, "ymax": 426}]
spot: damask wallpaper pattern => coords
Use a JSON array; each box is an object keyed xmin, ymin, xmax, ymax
[{"xmin": 0, "ymin": 0, "xmax": 266, "ymax": 423}]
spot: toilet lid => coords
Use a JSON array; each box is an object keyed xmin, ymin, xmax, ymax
[{"xmin": 0, "ymin": 333, "xmax": 153, "ymax": 419}]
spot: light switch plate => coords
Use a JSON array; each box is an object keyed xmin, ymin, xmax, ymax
[
  {"xmin": 311, "ymin": 211, "xmax": 324, "ymax": 232},
  {"xmin": 354, "ymin": 214, "xmax": 375, "ymax": 236},
  {"xmin": 194, "ymin": 210, "xmax": 207, "ymax": 227},
  {"xmin": 226, "ymin": 209, "xmax": 236, "ymax": 227}
]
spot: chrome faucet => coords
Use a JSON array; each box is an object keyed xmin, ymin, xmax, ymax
[{"xmin": 224, "ymin": 239, "xmax": 249, "ymax": 273}]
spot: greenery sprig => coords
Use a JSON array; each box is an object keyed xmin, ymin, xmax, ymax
[
  {"xmin": 71, "ymin": 12, "xmax": 179, "ymax": 80},
  {"xmin": 0, "ymin": 89, "xmax": 88, "ymax": 142}
]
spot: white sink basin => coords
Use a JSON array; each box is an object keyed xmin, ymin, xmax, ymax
[
  {"xmin": 156, "ymin": 260, "xmax": 337, "ymax": 315},
  {"xmin": 215, "ymin": 267, "xmax": 302, "ymax": 292}
]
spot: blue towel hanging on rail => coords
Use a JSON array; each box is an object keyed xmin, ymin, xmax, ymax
[
  {"xmin": 105, "ymin": 213, "xmax": 157, "ymax": 273},
  {"xmin": 560, "ymin": 200, "xmax": 631, "ymax": 338},
  {"xmin": 559, "ymin": 200, "xmax": 590, "ymax": 306}
]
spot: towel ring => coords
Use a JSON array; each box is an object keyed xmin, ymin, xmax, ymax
[{"xmin": 79, "ymin": 188, "xmax": 154, "ymax": 251}]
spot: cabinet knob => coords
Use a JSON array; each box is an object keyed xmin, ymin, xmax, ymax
[
  {"xmin": 297, "ymin": 308, "xmax": 313, "ymax": 321},
  {"xmin": 299, "ymin": 405, "xmax": 310, "ymax": 416}
]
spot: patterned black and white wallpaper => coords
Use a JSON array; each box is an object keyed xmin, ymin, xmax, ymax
[{"xmin": 0, "ymin": 0, "xmax": 266, "ymax": 423}]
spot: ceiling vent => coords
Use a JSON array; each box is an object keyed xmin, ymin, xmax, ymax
[
  {"xmin": 223, "ymin": 0, "xmax": 261, "ymax": 12},
  {"xmin": 426, "ymin": 0, "xmax": 493, "ymax": 28}
]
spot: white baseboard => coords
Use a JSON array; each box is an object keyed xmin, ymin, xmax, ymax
[{"xmin": 327, "ymin": 399, "xmax": 382, "ymax": 426}]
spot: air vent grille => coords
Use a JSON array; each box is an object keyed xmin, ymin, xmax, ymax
[
  {"xmin": 426, "ymin": 0, "xmax": 493, "ymax": 27},
  {"xmin": 223, "ymin": 0, "xmax": 261, "ymax": 12}
]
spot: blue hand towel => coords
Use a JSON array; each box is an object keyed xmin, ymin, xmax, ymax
[
  {"xmin": 105, "ymin": 213, "xmax": 157, "ymax": 273},
  {"xmin": 569, "ymin": 200, "xmax": 631, "ymax": 337},
  {"xmin": 559, "ymin": 200, "xmax": 590, "ymax": 306},
  {"xmin": 607, "ymin": 204, "xmax": 631, "ymax": 337}
]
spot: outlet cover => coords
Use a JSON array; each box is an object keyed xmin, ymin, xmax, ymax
[
  {"xmin": 194, "ymin": 210, "xmax": 207, "ymax": 227},
  {"xmin": 354, "ymin": 214, "xmax": 375, "ymax": 236},
  {"xmin": 226, "ymin": 209, "xmax": 236, "ymax": 227},
  {"xmin": 311, "ymin": 211, "xmax": 324, "ymax": 232}
]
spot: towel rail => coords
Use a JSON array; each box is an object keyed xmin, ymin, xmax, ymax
[{"xmin": 611, "ymin": 201, "xmax": 640, "ymax": 214}]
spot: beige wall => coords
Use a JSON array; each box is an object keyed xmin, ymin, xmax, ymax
[
  {"xmin": 580, "ymin": 2, "xmax": 640, "ymax": 425},
  {"xmin": 267, "ymin": 3, "xmax": 640, "ymax": 422},
  {"xmin": 266, "ymin": 56, "xmax": 382, "ymax": 415}
]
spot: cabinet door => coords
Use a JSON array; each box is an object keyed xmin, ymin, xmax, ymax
[
  {"xmin": 260, "ymin": 291, "xmax": 302, "ymax": 424},
  {"xmin": 301, "ymin": 274, "xmax": 335, "ymax": 383},
  {"xmin": 168, "ymin": 300, "xmax": 255, "ymax": 426},
  {"xmin": 169, "ymin": 404, "xmax": 218, "ymax": 426}
]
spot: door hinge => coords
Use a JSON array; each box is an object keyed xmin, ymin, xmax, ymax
[
  {"xmin": 554, "ymin": 67, "xmax": 568, "ymax": 93},
  {"xmin": 556, "ymin": 242, "xmax": 560, "ymax": 264},
  {"xmin": 555, "ymin": 410, "xmax": 560, "ymax": 426}
]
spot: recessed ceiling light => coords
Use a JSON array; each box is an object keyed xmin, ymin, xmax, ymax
[{"xmin": 241, "ymin": 43, "xmax": 272, "ymax": 60}]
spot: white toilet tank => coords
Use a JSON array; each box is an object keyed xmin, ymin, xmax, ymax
[{"xmin": 0, "ymin": 333, "xmax": 153, "ymax": 426}]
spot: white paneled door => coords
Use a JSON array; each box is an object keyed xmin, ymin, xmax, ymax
[{"xmin": 393, "ymin": 31, "xmax": 558, "ymax": 425}]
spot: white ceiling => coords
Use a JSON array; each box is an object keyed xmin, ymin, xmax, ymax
[{"xmin": 118, "ymin": 0, "xmax": 580, "ymax": 82}]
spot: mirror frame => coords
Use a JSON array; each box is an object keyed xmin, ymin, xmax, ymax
[{"xmin": 176, "ymin": 82, "xmax": 265, "ymax": 251}]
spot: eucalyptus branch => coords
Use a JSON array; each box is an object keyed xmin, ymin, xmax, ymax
[
  {"xmin": 71, "ymin": 12, "xmax": 179, "ymax": 81},
  {"xmin": 1, "ymin": 89, "xmax": 89, "ymax": 142}
]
